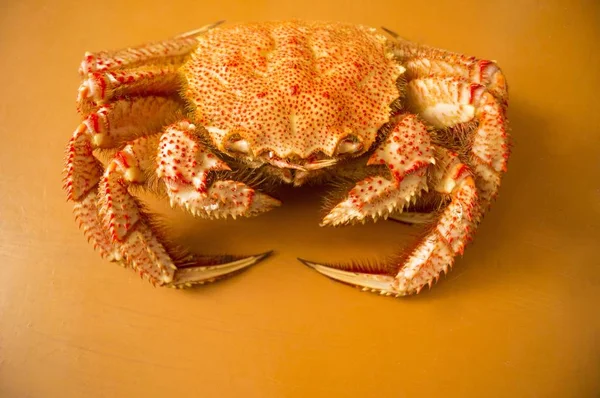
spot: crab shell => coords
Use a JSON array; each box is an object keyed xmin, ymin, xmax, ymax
[{"xmin": 183, "ymin": 22, "xmax": 404, "ymax": 170}]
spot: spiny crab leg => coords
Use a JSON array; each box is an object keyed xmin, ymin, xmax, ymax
[
  {"xmin": 406, "ymin": 77, "xmax": 509, "ymax": 207},
  {"xmin": 98, "ymin": 132, "xmax": 273, "ymax": 287},
  {"xmin": 302, "ymin": 148, "xmax": 479, "ymax": 296},
  {"xmin": 73, "ymin": 187, "xmax": 121, "ymax": 261},
  {"xmin": 77, "ymin": 21, "xmax": 224, "ymax": 107},
  {"xmin": 387, "ymin": 49, "xmax": 508, "ymax": 226},
  {"xmin": 65, "ymin": 95, "xmax": 272, "ymax": 286},
  {"xmin": 77, "ymin": 64, "xmax": 183, "ymax": 105},
  {"xmin": 389, "ymin": 38, "xmax": 508, "ymax": 107},
  {"xmin": 65, "ymin": 97, "xmax": 183, "ymax": 262},
  {"xmin": 64, "ymin": 96, "xmax": 182, "ymax": 200},
  {"xmin": 79, "ymin": 36, "xmax": 199, "ymax": 76},
  {"xmin": 76, "ymin": 25, "xmax": 225, "ymax": 108}
]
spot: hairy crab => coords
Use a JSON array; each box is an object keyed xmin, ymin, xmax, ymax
[{"xmin": 64, "ymin": 20, "xmax": 509, "ymax": 296}]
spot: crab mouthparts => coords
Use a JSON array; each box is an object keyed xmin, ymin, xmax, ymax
[{"xmin": 263, "ymin": 152, "xmax": 338, "ymax": 171}]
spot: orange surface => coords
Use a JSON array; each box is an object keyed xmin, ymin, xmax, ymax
[{"xmin": 1, "ymin": 1, "xmax": 599, "ymax": 397}]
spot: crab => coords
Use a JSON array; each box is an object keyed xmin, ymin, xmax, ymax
[{"xmin": 64, "ymin": 20, "xmax": 509, "ymax": 296}]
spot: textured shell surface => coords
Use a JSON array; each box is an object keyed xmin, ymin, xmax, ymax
[{"xmin": 182, "ymin": 21, "xmax": 404, "ymax": 160}]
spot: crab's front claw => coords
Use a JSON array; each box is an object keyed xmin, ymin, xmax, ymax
[
  {"xmin": 170, "ymin": 180, "xmax": 282, "ymax": 220},
  {"xmin": 158, "ymin": 121, "xmax": 281, "ymax": 219},
  {"xmin": 321, "ymin": 173, "xmax": 427, "ymax": 226},
  {"xmin": 322, "ymin": 115, "xmax": 434, "ymax": 227}
]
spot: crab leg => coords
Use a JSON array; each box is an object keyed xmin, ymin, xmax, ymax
[
  {"xmin": 64, "ymin": 97, "xmax": 269, "ymax": 285},
  {"xmin": 98, "ymin": 133, "xmax": 272, "ymax": 287},
  {"xmin": 77, "ymin": 22, "xmax": 223, "ymax": 106},
  {"xmin": 406, "ymin": 77, "xmax": 509, "ymax": 207},
  {"xmin": 79, "ymin": 37, "xmax": 197, "ymax": 75},
  {"xmin": 64, "ymin": 96, "xmax": 181, "ymax": 264},
  {"xmin": 64, "ymin": 96, "xmax": 182, "ymax": 201},
  {"xmin": 388, "ymin": 37, "xmax": 508, "ymax": 106},
  {"xmin": 79, "ymin": 20, "xmax": 223, "ymax": 75},
  {"xmin": 73, "ymin": 187, "xmax": 121, "ymax": 261},
  {"xmin": 321, "ymin": 114, "xmax": 435, "ymax": 226},
  {"xmin": 157, "ymin": 121, "xmax": 281, "ymax": 219},
  {"xmin": 78, "ymin": 64, "xmax": 184, "ymax": 106},
  {"xmin": 302, "ymin": 149, "xmax": 479, "ymax": 296}
]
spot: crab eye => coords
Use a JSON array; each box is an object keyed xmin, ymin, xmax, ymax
[
  {"xmin": 336, "ymin": 135, "xmax": 363, "ymax": 155},
  {"xmin": 226, "ymin": 136, "xmax": 251, "ymax": 155}
]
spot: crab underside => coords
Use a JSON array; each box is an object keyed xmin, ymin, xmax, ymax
[{"xmin": 64, "ymin": 20, "xmax": 509, "ymax": 297}]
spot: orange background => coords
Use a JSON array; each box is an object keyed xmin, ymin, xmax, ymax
[{"xmin": 1, "ymin": 1, "xmax": 599, "ymax": 397}]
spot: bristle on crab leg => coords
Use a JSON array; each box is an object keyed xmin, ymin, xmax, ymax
[
  {"xmin": 388, "ymin": 211, "xmax": 436, "ymax": 225},
  {"xmin": 175, "ymin": 20, "xmax": 226, "ymax": 38}
]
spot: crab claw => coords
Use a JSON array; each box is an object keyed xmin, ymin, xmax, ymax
[
  {"xmin": 158, "ymin": 121, "xmax": 281, "ymax": 220},
  {"xmin": 173, "ymin": 180, "xmax": 282, "ymax": 220}
]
